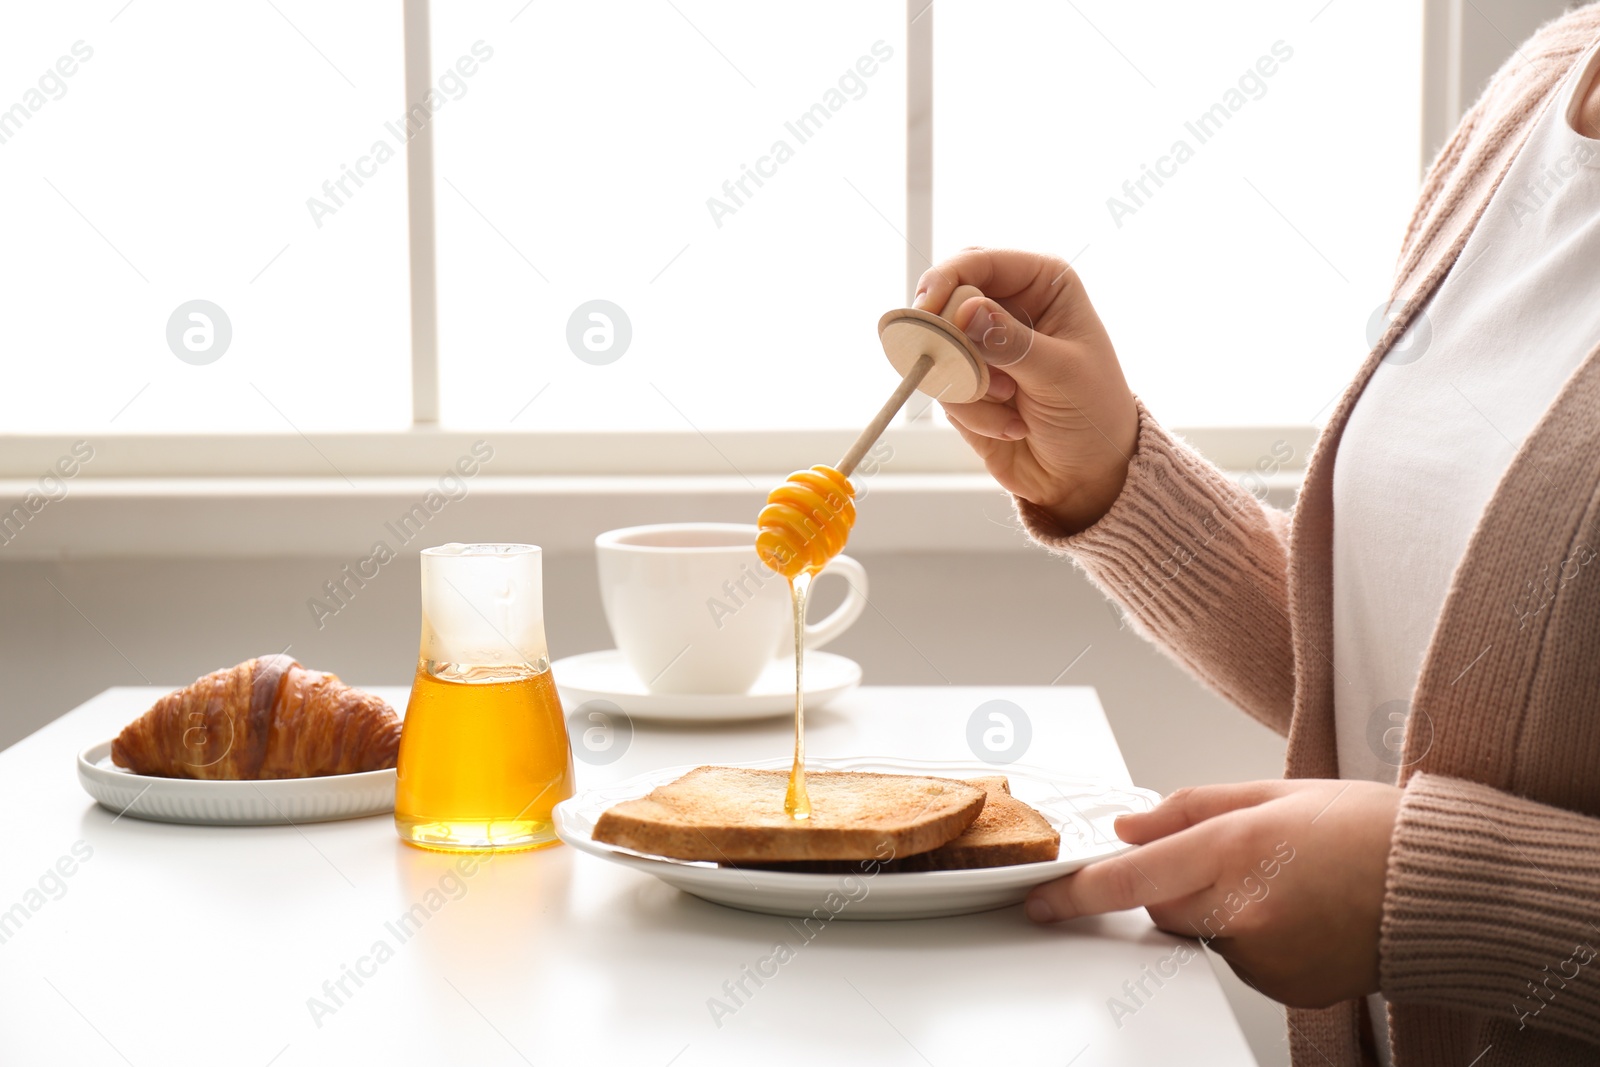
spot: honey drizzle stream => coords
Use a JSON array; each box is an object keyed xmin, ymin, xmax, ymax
[{"xmin": 783, "ymin": 570, "xmax": 814, "ymax": 819}]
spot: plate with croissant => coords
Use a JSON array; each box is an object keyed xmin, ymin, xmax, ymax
[{"xmin": 77, "ymin": 655, "xmax": 403, "ymax": 826}]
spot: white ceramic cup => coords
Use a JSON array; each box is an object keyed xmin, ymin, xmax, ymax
[{"xmin": 595, "ymin": 522, "xmax": 868, "ymax": 695}]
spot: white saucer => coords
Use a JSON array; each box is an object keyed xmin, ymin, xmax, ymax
[
  {"xmin": 551, "ymin": 650, "xmax": 861, "ymax": 723},
  {"xmin": 76, "ymin": 740, "xmax": 396, "ymax": 826},
  {"xmin": 554, "ymin": 755, "xmax": 1161, "ymax": 920}
]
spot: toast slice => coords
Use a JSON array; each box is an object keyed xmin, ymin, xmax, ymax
[
  {"xmin": 741, "ymin": 776, "xmax": 1061, "ymax": 873},
  {"xmin": 591, "ymin": 766, "xmax": 986, "ymax": 863}
]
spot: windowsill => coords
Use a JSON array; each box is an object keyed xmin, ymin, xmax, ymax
[
  {"xmin": 2, "ymin": 417, "xmax": 1312, "ymax": 560},
  {"xmin": 0, "ymin": 423, "xmax": 1316, "ymax": 479},
  {"xmin": 0, "ymin": 469, "xmax": 1304, "ymax": 560}
]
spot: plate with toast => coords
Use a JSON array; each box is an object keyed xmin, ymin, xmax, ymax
[{"xmin": 554, "ymin": 756, "xmax": 1161, "ymax": 920}]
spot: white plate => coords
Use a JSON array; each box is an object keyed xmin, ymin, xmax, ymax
[
  {"xmin": 551, "ymin": 649, "xmax": 861, "ymax": 722},
  {"xmin": 554, "ymin": 756, "xmax": 1161, "ymax": 920},
  {"xmin": 76, "ymin": 741, "xmax": 396, "ymax": 826}
]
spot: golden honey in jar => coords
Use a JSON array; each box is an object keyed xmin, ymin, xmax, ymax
[{"xmin": 395, "ymin": 543, "xmax": 574, "ymax": 852}]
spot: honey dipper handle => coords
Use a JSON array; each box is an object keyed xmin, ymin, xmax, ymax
[{"xmin": 835, "ymin": 353, "xmax": 934, "ymax": 478}]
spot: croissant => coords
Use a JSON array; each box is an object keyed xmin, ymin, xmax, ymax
[{"xmin": 111, "ymin": 655, "xmax": 401, "ymax": 780}]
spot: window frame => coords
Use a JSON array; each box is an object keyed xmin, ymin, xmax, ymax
[{"xmin": 7, "ymin": 0, "xmax": 1489, "ymax": 485}]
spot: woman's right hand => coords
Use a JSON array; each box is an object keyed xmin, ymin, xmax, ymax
[{"xmin": 915, "ymin": 248, "xmax": 1138, "ymax": 534}]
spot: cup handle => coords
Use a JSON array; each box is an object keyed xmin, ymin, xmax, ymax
[{"xmin": 801, "ymin": 554, "xmax": 868, "ymax": 651}]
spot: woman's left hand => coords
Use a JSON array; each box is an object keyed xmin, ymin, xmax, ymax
[{"xmin": 1026, "ymin": 779, "xmax": 1402, "ymax": 1008}]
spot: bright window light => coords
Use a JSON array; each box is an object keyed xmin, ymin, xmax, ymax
[
  {"xmin": 934, "ymin": 0, "xmax": 1423, "ymax": 427},
  {"xmin": 430, "ymin": 1, "xmax": 907, "ymax": 431},
  {"xmin": 0, "ymin": 2, "xmax": 411, "ymax": 433},
  {"xmin": 3, "ymin": 1, "xmax": 1421, "ymax": 439}
]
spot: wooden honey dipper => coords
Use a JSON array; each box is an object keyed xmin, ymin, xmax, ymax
[
  {"xmin": 761, "ymin": 284, "xmax": 991, "ymax": 820},
  {"xmin": 756, "ymin": 284, "xmax": 991, "ymax": 579}
]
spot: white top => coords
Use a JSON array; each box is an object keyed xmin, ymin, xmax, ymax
[
  {"xmin": 1334, "ymin": 40, "xmax": 1600, "ymax": 785},
  {"xmin": 3, "ymin": 685, "xmax": 1258, "ymax": 1066},
  {"xmin": 1332, "ymin": 37, "xmax": 1600, "ymax": 1065}
]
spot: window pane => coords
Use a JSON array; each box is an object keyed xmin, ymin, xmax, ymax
[
  {"xmin": 0, "ymin": 2, "xmax": 410, "ymax": 433},
  {"xmin": 432, "ymin": 1, "xmax": 907, "ymax": 431},
  {"xmin": 934, "ymin": 0, "xmax": 1423, "ymax": 427}
]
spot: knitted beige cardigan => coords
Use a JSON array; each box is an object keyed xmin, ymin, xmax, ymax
[{"xmin": 1019, "ymin": 7, "xmax": 1600, "ymax": 1065}]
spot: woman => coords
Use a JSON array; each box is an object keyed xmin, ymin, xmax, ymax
[{"xmin": 922, "ymin": 6, "xmax": 1600, "ymax": 1064}]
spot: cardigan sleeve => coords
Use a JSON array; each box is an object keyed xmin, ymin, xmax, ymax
[
  {"xmin": 1382, "ymin": 773, "xmax": 1600, "ymax": 1046},
  {"xmin": 1016, "ymin": 400, "xmax": 1295, "ymax": 736}
]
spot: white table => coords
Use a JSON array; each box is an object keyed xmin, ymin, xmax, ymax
[{"xmin": 1, "ymin": 685, "xmax": 1257, "ymax": 1066}]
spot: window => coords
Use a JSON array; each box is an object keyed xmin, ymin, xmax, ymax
[
  {"xmin": 0, "ymin": 2, "xmax": 411, "ymax": 433},
  {"xmin": 3, "ymin": 0, "xmax": 1422, "ymax": 449},
  {"xmin": 429, "ymin": 3, "xmax": 907, "ymax": 431},
  {"xmin": 935, "ymin": 0, "xmax": 1423, "ymax": 427}
]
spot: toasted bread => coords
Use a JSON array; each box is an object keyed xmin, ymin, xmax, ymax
[
  {"xmin": 741, "ymin": 776, "xmax": 1061, "ymax": 873},
  {"xmin": 591, "ymin": 766, "xmax": 986, "ymax": 863}
]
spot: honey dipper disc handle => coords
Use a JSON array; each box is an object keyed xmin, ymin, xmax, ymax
[{"xmin": 876, "ymin": 284, "xmax": 991, "ymax": 405}]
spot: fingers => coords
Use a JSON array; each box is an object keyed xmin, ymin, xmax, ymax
[
  {"xmin": 1025, "ymin": 825, "xmax": 1225, "ymax": 923},
  {"xmin": 951, "ymin": 297, "xmax": 1038, "ymax": 374},
  {"xmin": 985, "ymin": 368, "xmax": 1017, "ymax": 402},
  {"xmin": 913, "ymin": 247, "xmax": 1073, "ymax": 321},
  {"xmin": 942, "ymin": 413, "xmax": 1004, "ymax": 463},
  {"xmin": 1114, "ymin": 782, "xmax": 1291, "ymax": 845},
  {"xmin": 941, "ymin": 397, "xmax": 1024, "ymax": 441},
  {"xmin": 939, "ymin": 365, "xmax": 1020, "ymax": 438},
  {"xmin": 1145, "ymin": 888, "xmax": 1230, "ymax": 944}
]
